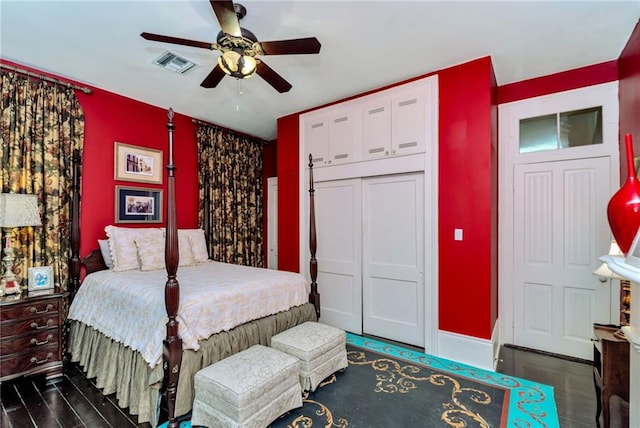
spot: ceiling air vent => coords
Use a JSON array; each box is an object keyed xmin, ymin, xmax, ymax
[{"xmin": 153, "ymin": 51, "xmax": 197, "ymax": 74}]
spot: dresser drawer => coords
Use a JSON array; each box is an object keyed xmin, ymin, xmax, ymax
[
  {"xmin": 0, "ymin": 299, "xmax": 60, "ymax": 321},
  {"xmin": 0, "ymin": 314, "xmax": 60, "ymax": 337},
  {"xmin": 0, "ymin": 344, "xmax": 60, "ymax": 379},
  {"xmin": 0, "ymin": 329, "xmax": 58, "ymax": 356},
  {"xmin": 0, "ymin": 290, "xmax": 67, "ymax": 382}
]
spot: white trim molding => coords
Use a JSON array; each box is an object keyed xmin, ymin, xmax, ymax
[{"xmin": 437, "ymin": 322, "xmax": 500, "ymax": 371}]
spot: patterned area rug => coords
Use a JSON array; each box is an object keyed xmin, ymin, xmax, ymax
[{"xmin": 161, "ymin": 333, "xmax": 558, "ymax": 427}]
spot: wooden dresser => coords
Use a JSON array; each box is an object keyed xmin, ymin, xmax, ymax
[
  {"xmin": 0, "ymin": 289, "xmax": 68, "ymax": 382},
  {"xmin": 592, "ymin": 323, "xmax": 630, "ymax": 428}
]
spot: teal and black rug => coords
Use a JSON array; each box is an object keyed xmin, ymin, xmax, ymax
[{"xmin": 161, "ymin": 333, "xmax": 559, "ymax": 427}]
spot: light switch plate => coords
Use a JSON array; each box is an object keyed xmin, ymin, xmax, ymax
[{"xmin": 454, "ymin": 229, "xmax": 463, "ymax": 241}]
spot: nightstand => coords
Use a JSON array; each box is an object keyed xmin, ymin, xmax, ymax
[
  {"xmin": 0, "ymin": 288, "xmax": 68, "ymax": 382},
  {"xmin": 592, "ymin": 323, "xmax": 630, "ymax": 428}
]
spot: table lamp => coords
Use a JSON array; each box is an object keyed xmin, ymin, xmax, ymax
[
  {"xmin": 0, "ymin": 193, "xmax": 42, "ymax": 295},
  {"xmin": 593, "ymin": 240, "xmax": 624, "ymax": 280}
]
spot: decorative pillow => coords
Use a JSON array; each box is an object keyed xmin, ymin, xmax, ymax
[
  {"xmin": 98, "ymin": 239, "xmax": 114, "ymax": 269},
  {"xmin": 180, "ymin": 229, "xmax": 209, "ymax": 263},
  {"xmin": 105, "ymin": 225, "xmax": 164, "ymax": 272},
  {"xmin": 178, "ymin": 234, "xmax": 196, "ymax": 267},
  {"xmin": 135, "ymin": 235, "xmax": 165, "ymax": 271}
]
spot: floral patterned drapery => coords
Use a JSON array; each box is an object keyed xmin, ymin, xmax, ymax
[
  {"xmin": 196, "ymin": 124, "xmax": 264, "ymax": 267},
  {"xmin": 0, "ymin": 70, "xmax": 84, "ymax": 291}
]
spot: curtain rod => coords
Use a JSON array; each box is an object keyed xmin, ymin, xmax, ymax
[
  {"xmin": 192, "ymin": 118, "xmax": 268, "ymax": 144},
  {"xmin": 0, "ymin": 63, "xmax": 93, "ymax": 94}
]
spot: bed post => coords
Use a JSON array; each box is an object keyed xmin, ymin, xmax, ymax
[
  {"xmin": 69, "ymin": 149, "xmax": 81, "ymax": 299},
  {"xmin": 308, "ymin": 154, "xmax": 320, "ymax": 319},
  {"xmin": 163, "ymin": 108, "xmax": 182, "ymax": 428}
]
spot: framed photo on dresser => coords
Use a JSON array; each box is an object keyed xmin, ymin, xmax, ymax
[{"xmin": 28, "ymin": 266, "xmax": 54, "ymax": 292}]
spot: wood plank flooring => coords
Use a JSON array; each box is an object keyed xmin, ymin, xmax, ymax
[{"xmin": 1, "ymin": 345, "xmax": 627, "ymax": 427}]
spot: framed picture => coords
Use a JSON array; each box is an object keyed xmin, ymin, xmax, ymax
[
  {"xmin": 115, "ymin": 186, "xmax": 163, "ymax": 223},
  {"xmin": 28, "ymin": 266, "xmax": 54, "ymax": 292},
  {"xmin": 114, "ymin": 142, "xmax": 163, "ymax": 185}
]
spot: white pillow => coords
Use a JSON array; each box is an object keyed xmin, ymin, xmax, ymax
[
  {"xmin": 134, "ymin": 233, "xmax": 196, "ymax": 270},
  {"xmin": 178, "ymin": 233, "xmax": 196, "ymax": 267},
  {"xmin": 135, "ymin": 235, "xmax": 165, "ymax": 271},
  {"xmin": 98, "ymin": 239, "xmax": 114, "ymax": 269},
  {"xmin": 180, "ymin": 229, "xmax": 209, "ymax": 263},
  {"xmin": 105, "ymin": 226, "xmax": 164, "ymax": 272}
]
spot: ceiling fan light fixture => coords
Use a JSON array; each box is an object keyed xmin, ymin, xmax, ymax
[{"xmin": 218, "ymin": 50, "xmax": 257, "ymax": 79}]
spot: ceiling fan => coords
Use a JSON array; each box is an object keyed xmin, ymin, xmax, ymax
[{"xmin": 141, "ymin": 1, "xmax": 321, "ymax": 93}]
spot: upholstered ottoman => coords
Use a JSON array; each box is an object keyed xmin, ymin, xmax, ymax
[
  {"xmin": 270, "ymin": 321, "xmax": 348, "ymax": 393},
  {"xmin": 191, "ymin": 345, "xmax": 302, "ymax": 428}
]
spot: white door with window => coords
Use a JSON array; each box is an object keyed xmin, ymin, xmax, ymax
[
  {"xmin": 513, "ymin": 158, "xmax": 612, "ymax": 359},
  {"xmin": 500, "ymin": 82, "xmax": 620, "ymax": 360}
]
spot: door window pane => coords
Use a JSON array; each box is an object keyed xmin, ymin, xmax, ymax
[
  {"xmin": 559, "ymin": 107, "xmax": 602, "ymax": 149},
  {"xmin": 519, "ymin": 114, "xmax": 557, "ymax": 153},
  {"xmin": 519, "ymin": 107, "xmax": 603, "ymax": 153}
]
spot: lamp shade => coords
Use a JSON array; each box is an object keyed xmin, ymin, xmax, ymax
[
  {"xmin": 593, "ymin": 240, "xmax": 624, "ymax": 279},
  {"xmin": 218, "ymin": 50, "xmax": 257, "ymax": 79},
  {"xmin": 0, "ymin": 194, "xmax": 42, "ymax": 227}
]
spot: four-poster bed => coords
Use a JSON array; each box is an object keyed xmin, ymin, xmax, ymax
[{"xmin": 67, "ymin": 109, "xmax": 321, "ymax": 427}]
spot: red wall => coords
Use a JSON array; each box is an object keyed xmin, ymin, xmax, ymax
[
  {"xmin": 276, "ymin": 114, "xmax": 300, "ymax": 273},
  {"xmin": 437, "ymin": 57, "xmax": 497, "ymax": 339},
  {"xmin": 75, "ymin": 88, "xmax": 200, "ymax": 258},
  {"xmin": 275, "ymin": 57, "xmax": 499, "ymax": 339},
  {"xmin": 1, "ymin": 59, "xmax": 201, "ymax": 259},
  {"xmin": 619, "ymin": 20, "xmax": 640, "ymax": 184}
]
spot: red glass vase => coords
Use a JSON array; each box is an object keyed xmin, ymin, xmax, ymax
[{"xmin": 607, "ymin": 133, "xmax": 640, "ymax": 254}]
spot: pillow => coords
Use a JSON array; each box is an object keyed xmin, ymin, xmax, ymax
[
  {"xmin": 134, "ymin": 233, "xmax": 195, "ymax": 271},
  {"xmin": 135, "ymin": 235, "xmax": 165, "ymax": 271},
  {"xmin": 180, "ymin": 229, "xmax": 209, "ymax": 263},
  {"xmin": 178, "ymin": 234, "xmax": 196, "ymax": 267},
  {"xmin": 105, "ymin": 225, "xmax": 164, "ymax": 272},
  {"xmin": 98, "ymin": 239, "xmax": 114, "ymax": 269}
]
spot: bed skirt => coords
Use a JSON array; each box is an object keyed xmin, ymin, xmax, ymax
[{"xmin": 68, "ymin": 303, "xmax": 317, "ymax": 426}]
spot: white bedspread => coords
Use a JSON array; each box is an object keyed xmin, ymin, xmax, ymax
[{"xmin": 68, "ymin": 261, "xmax": 310, "ymax": 367}]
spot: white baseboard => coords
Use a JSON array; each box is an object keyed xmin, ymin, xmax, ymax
[{"xmin": 437, "ymin": 320, "xmax": 501, "ymax": 371}]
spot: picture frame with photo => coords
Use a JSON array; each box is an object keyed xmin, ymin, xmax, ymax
[
  {"xmin": 28, "ymin": 266, "xmax": 54, "ymax": 292},
  {"xmin": 115, "ymin": 186, "xmax": 163, "ymax": 223},
  {"xmin": 114, "ymin": 142, "xmax": 163, "ymax": 185}
]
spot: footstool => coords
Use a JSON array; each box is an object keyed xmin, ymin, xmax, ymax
[
  {"xmin": 270, "ymin": 321, "xmax": 348, "ymax": 393},
  {"xmin": 191, "ymin": 345, "xmax": 302, "ymax": 428}
]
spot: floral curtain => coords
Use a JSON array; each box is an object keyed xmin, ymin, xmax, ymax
[
  {"xmin": 196, "ymin": 124, "xmax": 264, "ymax": 267},
  {"xmin": 0, "ymin": 70, "xmax": 84, "ymax": 291}
]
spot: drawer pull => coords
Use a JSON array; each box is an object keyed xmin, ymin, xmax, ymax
[
  {"xmin": 30, "ymin": 304, "xmax": 54, "ymax": 314},
  {"xmin": 30, "ymin": 353, "xmax": 53, "ymax": 365},
  {"xmin": 30, "ymin": 320, "xmax": 54, "ymax": 330},
  {"xmin": 30, "ymin": 334, "xmax": 53, "ymax": 346}
]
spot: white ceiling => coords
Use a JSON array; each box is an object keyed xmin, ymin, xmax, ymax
[{"xmin": 2, "ymin": 1, "xmax": 639, "ymax": 140}]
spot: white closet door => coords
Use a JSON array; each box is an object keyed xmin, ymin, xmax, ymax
[
  {"xmin": 315, "ymin": 179, "xmax": 363, "ymax": 333},
  {"xmin": 362, "ymin": 172, "xmax": 424, "ymax": 346}
]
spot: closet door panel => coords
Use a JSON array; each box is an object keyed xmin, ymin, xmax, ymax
[
  {"xmin": 315, "ymin": 179, "xmax": 362, "ymax": 334},
  {"xmin": 362, "ymin": 173, "xmax": 424, "ymax": 347}
]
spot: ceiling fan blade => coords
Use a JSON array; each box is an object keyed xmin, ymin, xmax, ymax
[
  {"xmin": 259, "ymin": 37, "xmax": 321, "ymax": 55},
  {"xmin": 200, "ymin": 65, "xmax": 227, "ymax": 88},
  {"xmin": 141, "ymin": 32, "xmax": 214, "ymax": 50},
  {"xmin": 210, "ymin": 1, "xmax": 241, "ymax": 37},
  {"xmin": 256, "ymin": 61, "xmax": 292, "ymax": 93}
]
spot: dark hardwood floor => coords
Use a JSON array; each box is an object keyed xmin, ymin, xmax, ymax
[{"xmin": 1, "ymin": 345, "xmax": 627, "ymax": 427}]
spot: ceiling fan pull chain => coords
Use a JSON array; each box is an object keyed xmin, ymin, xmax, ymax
[{"xmin": 236, "ymin": 79, "xmax": 243, "ymax": 112}]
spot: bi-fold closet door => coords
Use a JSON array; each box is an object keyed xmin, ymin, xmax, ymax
[{"xmin": 316, "ymin": 172, "xmax": 425, "ymax": 347}]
